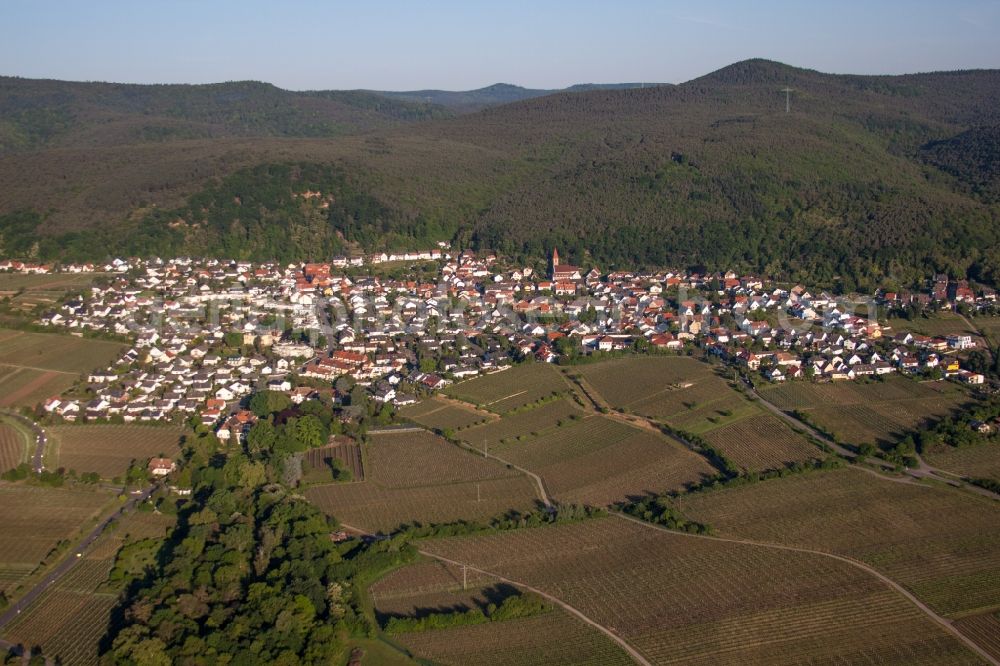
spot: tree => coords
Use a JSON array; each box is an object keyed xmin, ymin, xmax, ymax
[
  {"xmin": 247, "ymin": 420, "xmax": 276, "ymax": 457},
  {"xmin": 293, "ymin": 414, "xmax": 326, "ymax": 449},
  {"xmin": 250, "ymin": 391, "xmax": 292, "ymax": 418}
]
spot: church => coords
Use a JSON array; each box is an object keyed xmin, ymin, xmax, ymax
[{"xmin": 550, "ymin": 247, "xmax": 582, "ymax": 281}]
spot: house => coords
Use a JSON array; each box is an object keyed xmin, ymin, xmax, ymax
[{"xmin": 148, "ymin": 458, "xmax": 176, "ymax": 476}]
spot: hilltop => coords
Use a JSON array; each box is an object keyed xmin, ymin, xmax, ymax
[{"xmin": 1, "ymin": 59, "xmax": 999, "ymax": 290}]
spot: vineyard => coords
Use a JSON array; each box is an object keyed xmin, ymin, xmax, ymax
[
  {"xmin": 0, "ymin": 328, "xmax": 125, "ymax": 408},
  {"xmin": 418, "ymin": 517, "xmax": 977, "ymax": 665},
  {"xmin": 0, "ymin": 421, "xmax": 29, "ymax": 472},
  {"xmin": 444, "ymin": 363, "xmax": 571, "ymax": 413},
  {"xmin": 398, "ymin": 396, "xmax": 495, "ymax": 431},
  {"xmin": 304, "ymin": 431, "xmax": 539, "ymax": 531},
  {"xmin": 701, "ymin": 414, "xmax": 820, "ymax": 472},
  {"xmin": 760, "ymin": 377, "xmax": 970, "ymax": 447},
  {"xmin": 460, "ymin": 398, "xmax": 584, "ymax": 447},
  {"xmin": 0, "ymin": 483, "xmax": 114, "ymax": 597},
  {"xmin": 370, "ymin": 558, "xmax": 633, "ymax": 665},
  {"xmin": 681, "ymin": 468, "xmax": 1000, "ymax": 618},
  {"xmin": 301, "ymin": 439, "xmax": 365, "ymax": 482},
  {"xmin": 922, "ymin": 441, "xmax": 1000, "ymax": 481},
  {"xmin": 953, "ymin": 612, "xmax": 1000, "ymax": 661},
  {"xmin": 493, "ymin": 415, "xmax": 714, "ymax": 506},
  {"xmin": 46, "ymin": 424, "xmax": 184, "ymax": 478},
  {"xmin": 0, "ymin": 508, "xmax": 175, "ymax": 665}
]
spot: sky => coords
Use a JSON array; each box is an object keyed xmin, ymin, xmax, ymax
[{"xmin": 1, "ymin": 0, "xmax": 999, "ymax": 90}]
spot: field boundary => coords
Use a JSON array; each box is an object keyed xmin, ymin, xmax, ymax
[{"xmin": 611, "ymin": 511, "xmax": 1000, "ymax": 665}]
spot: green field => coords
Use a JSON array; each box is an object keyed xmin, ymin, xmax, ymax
[
  {"xmin": 445, "ymin": 364, "xmax": 572, "ymax": 413},
  {"xmin": 682, "ymin": 468, "xmax": 1000, "ymax": 618},
  {"xmin": 305, "ymin": 430, "xmax": 539, "ymax": 532},
  {"xmin": 419, "ymin": 517, "xmax": 977, "ymax": 665},
  {"xmin": 46, "ymin": 424, "xmax": 184, "ymax": 478},
  {"xmin": 760, "ymin": 376, "xmax": 971, "ymax": 447}
]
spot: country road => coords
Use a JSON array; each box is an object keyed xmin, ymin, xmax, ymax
[
  {"xmin": 612, "ymin": 511, "xmax": 1000, "ymax": 666},
  {"xmin": 0, "ymin": 484, "xmax": 155, "ymax": 633}
]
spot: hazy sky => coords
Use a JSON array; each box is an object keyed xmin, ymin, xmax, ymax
[{"xmin": 2, "ymin": 0, "xmax": 998, "ymax": 90}]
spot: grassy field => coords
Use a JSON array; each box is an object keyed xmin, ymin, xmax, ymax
[
  {"xmin": 460, "ymin": 397, "xmax": 584, "ymax": 447},
  {"xmin": 923, "ymin": 442, "xmax": 1000, "ymax": 481},
  {"xmin": 0, "ymin": 482, "xmax": 115, "ymax": 598},
  {"xmin": 419, "ymin": 517, "xmax": 977, "ymax": 665},
  {"xmin": 398, "ymin": 395, "xmax": 495, "ymax": 431},
  {"xmin": 46, "ymin": 424, "xmax": 184, "ymax": 478},
  {"xmin": 491, "ymin": 414, "xmax": 715, "ymax": 506},
  {"xmin": 885, "ymin": 311, "xmax": 982, "ymax": 341},
  {"xmin": 0, "ymin": 420, "xmax": 30, "ymax": 472},
  {"xmin": 0, "ymin": 328, "xmax": 125, "ymax": 408},
  {"xmin": 305, "ymin": 430, "xmax": 539, "ymax": 532},
  {"xmin": 760, "ymin": 376, "xmax": 971, "ymax": 448},
  {"xmin": 371, "ymin": 559, "xmax": 633, "ymax": 666},
  {"xmin": 0, "ymin": 509, "xmax": 174, "ymax": 665},
  {"xmin": 681, "ymin": 468, "xmax": 1000, "ymax": 618},
  {"xmin": 701, "ymin": 413, "xmax": 820, "ymax": 472},
  {"xmin": 444, "ymin": 364, "xmax": 572, "ymax": 413}
]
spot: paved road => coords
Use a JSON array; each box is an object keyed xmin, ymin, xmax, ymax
[
  {"xmin": 0, "ymin": 410, "xmax": 46, "ymax": 473},
  {"xmin": 613, "ymin": 512, "xmax": 999, "ymax": 665},
  {"xmin": 0, "ymin": 484, "xmax": 155, "ymax": 632}
]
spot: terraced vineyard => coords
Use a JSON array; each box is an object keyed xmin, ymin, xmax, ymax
[
  {"xmin": 760, "ymin": 377, "xmax": 970, "ymax": 447},
  {"xmin": 0, "ymin": 482, "xmax": 114, "ymax": 597},
  {"xmin": 398, "ymin": 396, "xmax": 494, "ymax": 431},
  {"xmin": 0, "ymin": 420, "xmax": 29, "ymax": 472},
  {"xmin": 445, "ymin": 363, "xmax": 571, "ymax": 413},
  {"xmin": 701, "ymin": 414, "xmax": 820, "ymax": 472},
  {"xmin": 305, "ymin": 430, "xmax": 539, "ymax": 531},
  {"xmin": 681, "ymin": 468, "xmax": 1000, "ymax": 618},
  {"xmin": 953, "ymin": 612, "xmax": 1000, "ymax": 662},
  {"xmin": 46, "ymin": 424, "xmax": 184, "ymax": 478},
  {"xmin": 419, "ymin": 517, "xmax": 977, "ymax": 664}
]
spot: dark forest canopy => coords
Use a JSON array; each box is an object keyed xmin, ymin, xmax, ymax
[{"xmin": 2, "ymin": 59, "xmax": 1000, "ymax": 290}]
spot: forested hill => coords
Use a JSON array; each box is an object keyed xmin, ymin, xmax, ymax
[
  {"xmin": 2, "ymin": 59, "xmax": 1000, "ymax": 290},
  {"xmin": 369, "ymin": 82, "xmax": 669, "ymax": 113},
  {"xmin": 0, "ymin": 77, "xmax": 453, "ymax": 152}
]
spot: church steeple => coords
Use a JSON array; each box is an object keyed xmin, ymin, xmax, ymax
[{"xmin": 552, "ymin": 247, "xmax": 559, "ymax": 268}]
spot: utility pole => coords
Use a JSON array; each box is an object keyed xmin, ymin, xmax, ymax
[
  {"xmin": 462, "ymin": 564, "xmax": 468, "ymax": 590},
  {"xmin": 483, "ymin": 438, "xmax": 487, "ymax": 458},
  {"xmin": 476, "ymin": 483, "xmax": 481, "ymax": 503},
  {"xmin": 781, "ymin": 87, "xmax": 793, "ymax": 113}
]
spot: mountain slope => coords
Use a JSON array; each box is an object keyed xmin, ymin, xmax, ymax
[
  {"xmin": 0, "ymin": 77, "xmax": 452, "ymax": 152},
  {"xmin": 2, "ymin": 60, "xmax": 1000, "ymax": 290}
]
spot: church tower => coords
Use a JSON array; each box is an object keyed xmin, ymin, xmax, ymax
[{"xmin": 552, "ymin": 247, "xmax": 559, "ymax": 268}]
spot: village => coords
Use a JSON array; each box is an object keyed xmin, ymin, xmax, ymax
[{"xmin": 3, "ymin": 248, "xmax": 994, "ymax": 440}]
